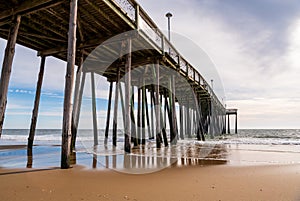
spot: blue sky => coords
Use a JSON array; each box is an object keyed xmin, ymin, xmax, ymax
[{"xmin": 1, "ymin": 0, "xmax": 300, "ymax": 129}]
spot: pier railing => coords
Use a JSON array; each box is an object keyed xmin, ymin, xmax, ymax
[{"xmin": 111, "ymin": 0, "xmax": 225, "ymax": 111}]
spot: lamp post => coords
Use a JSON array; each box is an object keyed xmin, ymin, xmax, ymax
[{"xmin": 166, "ymin": 12, "xmax": 173, "ymax": 41}]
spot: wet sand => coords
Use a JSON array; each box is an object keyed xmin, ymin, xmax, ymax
[{"xmin": 1, "ymin": 143, "xmax": 300, "ymax": 201}]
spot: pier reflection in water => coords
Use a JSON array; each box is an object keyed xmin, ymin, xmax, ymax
[
  {"xmin": 79, "ymin": 141, "xmax": 228, "ymax": 173},
  {"xmin": 18, "ymin": 141, "xmax": 227, "ymax": 171}
]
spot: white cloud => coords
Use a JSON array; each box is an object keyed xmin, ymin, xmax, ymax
[{"xmin": 136, "ymin": 0, "xmax": 300, "ymax": 128}]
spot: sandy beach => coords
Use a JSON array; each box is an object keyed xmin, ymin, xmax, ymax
[
  {"xmin": 1, "ymin": 164, "xmax": 300, "ymax": 201},
  {"xmin": 1, "ymin": 143, "xmax": 300, "ymax": 201}
]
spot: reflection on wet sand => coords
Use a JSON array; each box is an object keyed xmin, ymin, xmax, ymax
[
  {"xmin": 26, "ymin": 148, "xmax": 32, "ymax": 168},
  {"xmin": 0, "ymin": 142, "xmax": 228, "ymax": 170},
  {"xmin": 85, "ymin": 142, "xmax": 228, "ymax": 173}
]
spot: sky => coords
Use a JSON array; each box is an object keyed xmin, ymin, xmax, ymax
[{"xmin": 0, "ymin": 0, "xmax": 300, "ymax": 129}]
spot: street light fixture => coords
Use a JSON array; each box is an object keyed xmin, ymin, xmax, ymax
[{"xmin": 165, "ymin": 12, "xmax": 173, "ymax": 41}]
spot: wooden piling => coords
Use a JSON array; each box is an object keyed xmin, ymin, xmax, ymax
[
  {"xmin": 137, "ymin": 82, "xmax": 141, "ymax": 145},
  {"xmin": 186, "ymin": 98, "xmax": 191, "ymax": 138},
  {"xmin": 71, "ymin": 54, "xmax": 84, "ymax": 150},
  {"xmin": 91, "ymin": 72, "xmax": 98, "ymax": 146},
  {"xmin": 61, "ymin": 0, "xmax": 78, "ymax": 169},
  {"xmin": 104, "ymin": 81, "xmax": 113, "ymax": 144},
  {"xmin": 0, "ymin": 15, "xmax": 21, "ymax": 137},
  {"xmin": 179, "ymin": 104, "xmax": 184, "ymax": 139},
  {"xmin": 227, "ymin": 114, "xmax": 230, "ymax": 134},
  {"xmin": 130, "ymin": 86, "xmax": 137, "ymax": 145},
  {"xmin": 124, "ymin": 37, "xmax": 132, "ymax": 153},
  {"xmin": 112, "ymin": 67, "xmax": 120, "ymax": 147},
  {"xmin": 170, "ymin": 75, "xmax": 178, "ymax": 144},
  {"xmin": 144, "ymin": 90, "xmax": 151, "ymax": 140},
  {"xmin": 141, "ymin": 79, "xmax": 146, "ymax": 145},
  {"xmin": 235, "ymin": 113, "xmax": 238, "ymax": 134},
  {"xmin": 119, "ymin": 83, "xmax": 126, "ymax": 126},
  {"xmin": 28, "ymin": 56, "xmax": 46, "ymax": 149},
  {"xmin": 149, "ymin": 89, "xmax": 155, "ymax": 140},
  {"xmin": 71, "ymin": 71, "xmax": 86, "ymax": 149},
  {"xmin": 161, "ymin": 92, "xmax": 168, "ymax": 147},
  {"xmin": 155, "ymin": 61, "xmax": 162, "ymax": 148}
]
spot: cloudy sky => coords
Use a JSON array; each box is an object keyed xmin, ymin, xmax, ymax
[
  {"xmin": 136, "ymin": 0, "xmax": 300, "ymax": 129},
  {"xmin": 0, "ymin": 0, "xmax": 300, "ymax": 129}
]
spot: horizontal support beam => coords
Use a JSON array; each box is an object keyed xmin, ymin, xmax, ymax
[
  {"xmin": 38, "ymin": 37, "xmax": 113, "ymax": 56},
  {"xmin": 0, "ymin": 0, "xmax": 64, "ymax": 21}
]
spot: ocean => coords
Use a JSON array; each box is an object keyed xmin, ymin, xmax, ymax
[
  {"xmin": 1, "ymin": 129, "xmax": 300, "ymax": 145},
  {"xmin": 1, "ymin": 129, "xmax": 300, "ymax": 171}
]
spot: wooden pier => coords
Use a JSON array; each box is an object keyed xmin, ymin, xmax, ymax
[
  {"xmin": 226, "ymin": 109, "xmax": 238, "ymax": 134},
  {"xmin": 0, "ymin": 0, "xmax": 227, "ymax": 168}
]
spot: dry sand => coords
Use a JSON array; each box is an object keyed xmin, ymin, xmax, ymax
[
  {"xmin": 1, "ymin": 143, "xmax": 300, "ymax": 201},
  {"xmin": 1, "ymin": 164, "xmax": 300, "ymax": 201}
]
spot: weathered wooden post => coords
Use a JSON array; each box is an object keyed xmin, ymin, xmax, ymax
[
  {"xmin": 186, "ymin": 98, "xmax": 191, "ymax": 138},
  {"xmin": 71, "ymin": 54, "xmax": 83, "ymax": 150},
  {"xmin": 112, "ymin": 67, "xmax": 120, "ymax": 147},
  {"xmin": 179, "ymin": 103, "xmax": 184, "ymax": 139},
  {"xmin": 137, "ymin": 81, "xmax": 141, "ymax": 145},
  {"xmin": 155, "ymin": 61, "xmax": 161, "ymax": 148},
  {"xmin": 71, "ymin": 71, "xmax": 86, "ymax": 149},
  {"xmin": 91, "ymin": 72, "xmax": 98, "ymax": 146},
  {"xmin": 61, "ymin": 0, "xmax": 78, "ymax": 169},
  {"xmin": 170, "ymin": 75, "xmax": 178, "ymax": 144},
  {"xmin": 227, "ymin": 114, "xmax": 230, "ymax": 134},
  {"xmin": 104, "ymin": 82, "xmax": 113, "ymax": 144},
  {"xmin": 161, "ymin": 93, "xmax": 169, "ymax": 146},
  {"xmin": 124, "ymin": 37, "xmax": 132, "ymax": 153},
  {"xmin": 0, "ymin": 15, "xmax": 21, "ymax": 137},
  {"xmin": 130, "ymin": 86, "xmax": 137, "ymax": 145},
  {"xmin": 145, "ymin": 90, "xmax": 151, "ymax": 140},
  {"xmin": 28, "ymin": 56, "xmax": 46, "ymax": 149},
  {"xmin": 150, "ymin": 89, "xmax": 155, "ymax": 140},
  {"xmin": 119, "ymin": 83, "xmax": 126, "ymax": 126},
  {"xmin": 141, "ymin": 78, "xmax": 146, "ymax": 145},
  {"xmin": 235, "ymin": 113, "xmax": 238, "ymax": 134}
]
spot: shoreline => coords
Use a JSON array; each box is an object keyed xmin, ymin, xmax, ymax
[
  {"xmin": 1, "ymin": 141, "xmax": 300, "ymax": 169},
  {"xmin": 1, "ymin": 142, "xmax": 300, "ymax": 200}
]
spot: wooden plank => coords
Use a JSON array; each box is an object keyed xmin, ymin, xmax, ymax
[
  {"xmin": 28, "ymin": 56, "xmax": 46, "ymax": 149},
  {"xmin": 0, "ymin": 15, "xmax": 21, "ymax": 137},
  {"xmin": 61, "ymin": 0, "xmax": 78, "ymax": 169}
]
